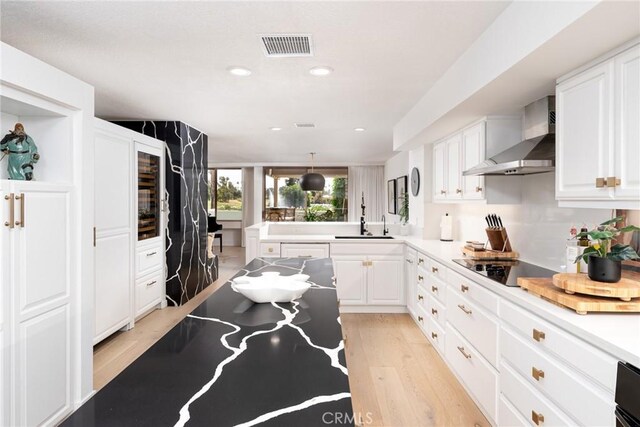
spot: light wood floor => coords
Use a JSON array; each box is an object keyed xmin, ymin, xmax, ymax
[{"xmin": 93, "ymin": 248, "xmax": 488, "ymax": 426}]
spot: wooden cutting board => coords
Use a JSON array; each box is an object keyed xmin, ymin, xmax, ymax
[
  {"xmin": 462, "ymin": 246, "xmax": 519, "ymax": 259},
  {"xmin": 552, "ymin": 273, "xmax": 640, "ymax": 301},
  {"xmin": 518, "ymin": 277, "xmax": 640, "ymax": 315}
]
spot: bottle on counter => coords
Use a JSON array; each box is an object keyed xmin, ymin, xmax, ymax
[{"xmin": 576, "ymin": 226, "xmax": 590, "ymax": 273}]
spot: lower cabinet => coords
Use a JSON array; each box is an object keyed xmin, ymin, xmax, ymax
[
  {"xmin": 405, "ymin": 248, "xmax": 417, "ymax": 317},
  {"xmin": 135, "ymin": 269, "xmax": 164, "ymax": 317},
  {"xmin": 332, "ymin": 256, "xmax": 368, "ymax": 305}
]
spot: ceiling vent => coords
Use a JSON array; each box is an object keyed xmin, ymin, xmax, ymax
[
  {"xmin": 295, "ymin": 123, "xmax": 315, "ymax": 128},
  {"xmin": 259, "ymin": 34, "xmax": 313, "ymax": 57}
]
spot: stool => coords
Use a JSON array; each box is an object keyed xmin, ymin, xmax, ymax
[{"xmin": 214, "ymin": 232, "xmax": 223, "ymax": 252}]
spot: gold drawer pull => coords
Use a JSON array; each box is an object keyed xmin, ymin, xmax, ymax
[
  {"xmin": 15, "ymin": 193, "xmax": 24, "ymax": 227},
  {"xmin": 475, "ymin": 186, "xmax": 483, "ymax": 192},
  {"xmin": 532, "ymin": 411, "xmax": 545, "ymax": 425},
  {"xmin": 431, "ymin": 285, "xmax": 438, "ymax": 293},
  {"xmin": 417, "ymin": 316, "xmax": 424, "ymax": 322},
  {"xmin": 268, "ymin": 247, "xmax": 274, "ymax": 253},
  {"xmin": 456, "ymin": 188, "xmax": 462, "ymax": 194},
  {"xmin": 596, "ymin": 177, "xmax": 605, "ymax": 188},
  {"xmin": 418, "ymin": 294, "xmax": 424, "ymax": 301},
  {"xmin": 431, "ymin": 267, "xmax": 438, "ymax": 273},
  {"xmin": 533, "ymin": 328, "xmax": 546, "ymax": 342},
  {"xmin": 457, "ymin": 346, "xmax": 472, "ymax": 359},
  {"xmin": 417, "ymin": 258, "xmax": 424, "ymax": 265},
  {"xmin": 431, "ymin": 332, "xmax": 437, "ymax": 339},
  {"xmin": 146, "ymin": 280, "xmax": 157, "ymax": 287},
  {"xmin": 431, "ymin": 308, "xmax": 438, "ymax": 316},
  {"xmin": 532, "ymin": 367, "xmax": 545, "ymax": 381},
  {"xmin": 418, "ymin": 275, "xmax": 424, "ymax": 281},
  {"xmin": 4, "ymin": 193, "xmax": 14, "ymax": 228},
  {"xmin": 440, "ymin": 190, "xmax": 446, "ymax": 195},
  {"xmin": 458, "ymin": 304, "xmax": 472, "ymax": 315},
  {"xmin": 406, "ymin": 258, "xmax": 413, "ymax": 264},
  {"xmin": 607, "ymin": 176, "xmax": 621, "ymax": 188},
  {"xmin": 146, "ymin": 251, "xmax": 157, "ymax": 257},
  {"xmin": 461, "ymin": 284, "xmax": 469, "ymax": 293}
]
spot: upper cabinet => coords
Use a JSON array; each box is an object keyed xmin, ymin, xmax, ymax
[
  {"xmin": 556, "ymin": 42, "xmax": 639, "ymax": 208},
  {"xmin": 432, "ymin": 117, "xmax": 522, "ymax": 204}
]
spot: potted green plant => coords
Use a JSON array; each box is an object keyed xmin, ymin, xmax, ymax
[
  {"xmin": 574, "ymin": 217, "xmax": 640, "ymax": 283},
  {"xmin": 398, "ymin": 192, "xmax": 409, "ymax": 236}
]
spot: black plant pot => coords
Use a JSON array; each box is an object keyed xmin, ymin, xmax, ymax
[{"xmin": 587, "ymin": 255, "xmax": 622, "ymax": 283}]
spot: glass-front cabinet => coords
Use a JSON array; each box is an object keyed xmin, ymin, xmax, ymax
[{"xmin": 136, "ymin": 142, "xmax": 163, "ymax": 241}]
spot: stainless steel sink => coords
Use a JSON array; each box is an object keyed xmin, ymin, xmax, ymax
[{"xmin": 334, "ymin": 235, "xmax": 394, "ymax": 239}]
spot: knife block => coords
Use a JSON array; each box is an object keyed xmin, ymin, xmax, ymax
[{"xmin": 485, "ymin": 228, "xmax": 513, "ymax": 252}]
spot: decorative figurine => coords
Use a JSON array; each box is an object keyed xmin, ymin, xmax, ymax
[{"xmin": 0, "ymin": 123, "xmax": 40, "ymax": 180}]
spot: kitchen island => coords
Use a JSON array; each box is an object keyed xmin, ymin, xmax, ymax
[{"xmin": 62, "ymin": 258, "xmax": 353, "ymax": 427}]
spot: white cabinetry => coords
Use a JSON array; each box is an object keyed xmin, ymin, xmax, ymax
[
  {"xmin": 405, "ymin": 248, "xmax": 417, "ymax": 317},
  {"xmin": 432, "ymin": 117, "xmax": 522, "ymax": 204},
  {"xmin": 331, "ymin": 243, "xmax": 404, "ymax": 311},
  {"xmin": 281, "ymin": 243, "xmax": 330, "ymax": 258},
  {"xmin": 556, "ymin": 41, "xmax": 640, "ymax": 207}
]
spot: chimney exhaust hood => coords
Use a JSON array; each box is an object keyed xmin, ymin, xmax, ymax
[{"xmin": 463, "ymin": 96, "xmax": 556, "ymax": 176}]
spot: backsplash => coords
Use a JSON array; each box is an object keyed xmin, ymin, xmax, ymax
[{"xmin": 424, "ymin": 173, "xmax": 618, "ymax": 271}]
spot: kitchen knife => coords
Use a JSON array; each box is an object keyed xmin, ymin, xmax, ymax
[
  {"xmin": 493, "ymin": 214, "xmax": 500, "ymax": 229},
  {"xmin": 485, "ymin": 215, "xmax": 491, "ymax": 228},
  {"xmin": 489, "ymin": 214, "xmax": 496, "ymax": 229},
  {"xmin": 497, "ymin": 216, "xmax": 504, "ymax": 229}
]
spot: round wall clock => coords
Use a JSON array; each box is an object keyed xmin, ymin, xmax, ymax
[{"xmin": 411, "ymin": 167, "xmax": 420, "ymax": 196}]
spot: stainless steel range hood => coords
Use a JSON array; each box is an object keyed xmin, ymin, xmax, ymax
[{"xmin": 463, "ymin": 96, "xmax": 555, "ymax": 176}]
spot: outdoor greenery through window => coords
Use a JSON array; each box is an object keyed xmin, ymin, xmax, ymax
[
  {"xmin": 208, "ymin": 169, "xmax": 243, "ymax": 220},
  {"xmin": 264, "ymin": 167, "xmax": 347, "ymax": 222}
]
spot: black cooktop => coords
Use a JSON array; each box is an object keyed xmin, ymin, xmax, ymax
[{"xmin": 452, "ymin": 258, "xmax": 557, "ymax": 287}]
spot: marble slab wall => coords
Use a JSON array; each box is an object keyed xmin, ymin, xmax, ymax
[{"xmin": 114, "ymin": 121, "xmax": 217, "ymax": 305}]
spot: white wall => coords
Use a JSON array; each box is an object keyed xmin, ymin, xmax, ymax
[
  {"xmin": 383, "ymin": 151, "xmax": 408, "ymax": 225},
  {"xmin": 423, "ymin": 173, "xmax": 612, "ymax": 271}
]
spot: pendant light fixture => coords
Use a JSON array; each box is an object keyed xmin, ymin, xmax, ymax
[{"xmin": 300, "ymin": 152, "xmax": 325, "ymax": 191}]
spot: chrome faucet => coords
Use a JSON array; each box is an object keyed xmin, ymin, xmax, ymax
[{"xmin": 382, "ymin": 215, "xmax": 388, "ymax": 236}]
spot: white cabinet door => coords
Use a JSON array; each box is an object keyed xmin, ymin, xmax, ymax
[
  {"xmin": 556, "ymin": 60, "xmax": 614, "ymax": 200},
  {"xmin": 94, "ymin": 126, "xmax": 132, "ymax": 343},
  {"xmin": 614, "ymin": 45, "xmax": 640, "ymax": 200},
  {"xmin": 368, "ymin": 256, "xmax": 403, "ymax": 305},
  {"xmin": 446, "ymin": 134, "xmax": 463, "ymax": 200},
  {"xmin": 433, "ymin": 142, "xmax": 447, "ymax": 200},
  {"xmin": 332, "ymin": 256, "xmax": 367, "ymax": 305},
  {"xmin": 461, "ymin": 123, "xmax": 486, "ymax": 200},
  {"xmin": 405, "ymin": 249, "xmax": 417, "ymax": 316}
]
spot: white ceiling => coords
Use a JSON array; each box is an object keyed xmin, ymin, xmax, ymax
[{"xmin": 0, "ymin": 1, "xmax": 510, "ymax": 165}]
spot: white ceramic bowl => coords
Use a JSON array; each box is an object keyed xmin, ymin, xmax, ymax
[{"xmin": 231, "ymin": 272, "xmax": 311, "ymax": 303}]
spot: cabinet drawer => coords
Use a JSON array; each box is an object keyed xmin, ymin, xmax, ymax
[
  {"xmin": 501, "ymin": 300, "xmax": 617, "ymax": 392},
  {"xmin": 447, "ymin": 288, "xmax": 499, "ymax": 367},
  {"xmin": 416, "ymin": 284, "xmax": 428, "ymax": 311},
  {"xmin": 281, "ymin": 243, "xmax": 329, "ymax": 258},
  {"xmin": 448, "ymin": 269, "xmax": 498, "ymax": 314},
  {"xmin": 501, "ymin": 326, "xmax": 614, "ymax": 426},
  {"xmin": 260, "ymin": 242, "xmax": 281, "ymax": 257},
  {"xmin": 426, "ymin": 274, "xmax": 447, "ymax": 305},
  {"xmin": 137, "ymin": 243, "xmax": 163, "ymax": 275},
  {"xmin": 426, "ymin": 316, "xmax": 445, "ymax": 355},
  {"xmin": 499, "ymin": 395, "xmax": 528, "ymax": 427},
  {"xmin": 415, "ymin": 252, "xmax": 428, "ymax": 270},
  {"xmin": 135, "ymin": 270, "xmax": 163, "ymax": 316},
  {"xmin": 331, "ymin": 243, "xmax": 404, "ymax": 256},
  {"xmin": 445, "ymin": 324, "xmax": 498, "ymax": 422},
  {"xmin": 425, "ymin": 257, "xmax": 447, "ymax": 282},
  {"xmin": 501, "ymin": 362, "xmax": 576, "ymax": 427},
  {"xmin": 415, "ymin": 304, "xmax": 428, "ymax": 332},
  {"xmin": 427, "ymin": 295, "xmax": 446, "ymax": 330}
]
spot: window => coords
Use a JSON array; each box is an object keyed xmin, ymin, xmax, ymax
[
  {"xmin": 209, "ymin": 169, "xmax": 243, "ymax": 220},
  {"xmin": 263, "ymin": 167, "xmax": 347, "ymax": 222}
]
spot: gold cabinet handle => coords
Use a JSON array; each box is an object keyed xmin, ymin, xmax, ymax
[
  {"xmin": 431, "ymin": 267, "xmax": 438, "ymax": 273},
  {"xmin": 431, "ymin": 285, "xmax": 438, "ymax": 293},
  {"xmin": 475, "ymin": 186, "xmax": 483, "ymax": 192},
  {"xmin": 596, "ymin": 177, "xmax": 605, "ymax": 188},
  {"xmin": 458, "ymin": 304, "xmax": 472, "ymax": 315},
  {"xmin": 440, "ymin": 190, "xmax": 446, "ymax": 195},
  {"xmin": 431, "ymin": 332, "xmax": 437, "ymax": 339},
  {"xmin": 418, "ymin": 316, "xmax": 424, "ymax": 322},
  {"xmin": 418, "ymin": 294, "xmax": 424, "ymax": 301},
  {"xmin": 532, "ymin": 411, "xmax": 545, "ymax": 425},
  {"xmin": 418, "ymin": 275, "xmax": 424, "ymax": 281},
  {"xmin": 406, "ymin": 258, "xmax": 413, "ymax": 264},
  {"xmin": 533, "ymin": 328, "xmax": 546, "ymax": 342},
  {"xmin": 4, "ymin": 193, "xmax": 14, "ymax": 228},
  {"xmin": 461, "ymin": 284, "xmax": 469, "ymax": 293},
  {"xmin": 431, "ymin": 308, "xmax": 438, "ymax": 316},
  {"xmin": 146, "ymin": 280, "xmax": 157, "ymax": 287},
  {"xmin": 532, "ymin": 367, "xmax": 545, "ymax": 381},
  {"xmin": 606, "ymin": 176, "xmax": 621, "ymax": 187},
  {"xmin": 457, "ymin": 346, "xmax": 472, "ymax": 359},
  {"xmin": 268, "ymin": 247, "xmax": 274, "ymax": 253},
  {"xmin": 417, "ymin": 258, "xmax": 424, "ymax": 265},
  {"xmin": 456, "ymin": 188, "xmax": 462, "ymax": 194},
  {"xmin": 15, "ymin": 193, "xmax": 24, "ymax": 227}
]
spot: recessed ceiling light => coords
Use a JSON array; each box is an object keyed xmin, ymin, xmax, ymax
[
  {"xmin": 270, "ymin": 127, "xmax": 282, "ymax": 131},
  {"xmin": 227, "ymin": 66, "xmax": 252, "ymax": 76},
  {"xmin": 354, "ymin": 127, "xmax": 365, "ymax": 132},
  {"xmin": 309, "ymin": 66, "xmax": 333, "ymax": 76}
]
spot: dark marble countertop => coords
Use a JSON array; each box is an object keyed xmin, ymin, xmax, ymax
[{"xmin": 62, "ymin": 257, "xmax": 353, "ymax": 427}]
